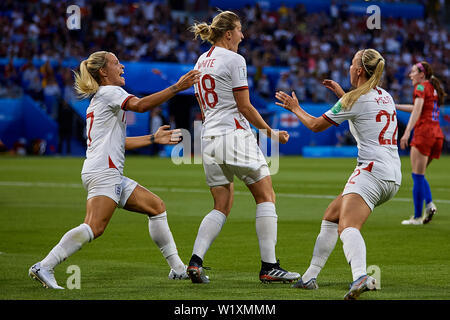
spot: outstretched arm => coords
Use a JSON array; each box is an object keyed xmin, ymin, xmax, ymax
[
  {"xmin": 234, "ymin": 89, "xmax": 289, "ymax": 144},
  {"xmin": 275, "ymin": 91, "xmax": 332, "ymax": 132},
  {"xmin": 125, "ymin": 70, "xmax": 201, "ymax": 113},
  {"xmin": 322, "ymin": 79, "xmax": 345, "ymax": 98},
  {"xmin": 125, "ymin": 125, "xmax": 182, "ymax": 150},
  {"xmin": 396, "ymin": 104, "xmax": 414, "ymax": 113}
]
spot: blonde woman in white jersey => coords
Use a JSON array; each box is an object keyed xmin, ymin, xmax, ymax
[
  {"xmin": 276, "ymin": 49, "xmax": 401, "ymax": 299},
  {"xmin": 29, "ymin": 51, "xmax": 201, "ymax": 289},
  {"xmin": 186, "ymin": 11, "xmax": 300, "ymax": 284}
]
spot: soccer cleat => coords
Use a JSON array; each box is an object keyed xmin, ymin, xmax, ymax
[
  {"xmin": 423, "ymin": 202, "xmax": 437, "ymax": 224},
  {"xmin": 187, "ymin": 261, "xmax": 210, "ymax": 284},
  {"xmin": 344, "ymin": 275, "xmax": 376, "ymax": 300},
  {"xmin": 168, "ymin": 265, "xmax": 189, "ymax": 280},
  {"xmin": 401, "ymin": 216, "xmax": 423, "ymax": 225},
  {"xmin": 292, "ymin": 277, "xmax": 319, "ymax": 289},
  {"xmin": 259, "ymin": 261, "xmax": 300, "ymax": 283},
  {"xmin": 28, "ymin": 262, "xmax": 64, "ymax": 289}
]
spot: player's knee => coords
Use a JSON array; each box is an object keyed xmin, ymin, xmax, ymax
[{"xmin": 148, "ymin": 197, "xmax": 166, "ymax": 215}]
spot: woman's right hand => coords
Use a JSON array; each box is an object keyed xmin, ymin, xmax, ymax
[
  {"xmin": 322, "ymin": 79, "xmax": 345, "ymax": 98},
  {"xmin": 173, "ymin": 70, "xmax": 201, "ymax": 92},
  {"xmin": 270, "ymin": 130, "xmax": 290, "ymax": 144},
  {"xmin": 275, "ymin": 91, "xmax": 301, "ymax": 113}
]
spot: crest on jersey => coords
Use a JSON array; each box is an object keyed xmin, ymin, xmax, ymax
[
  {"xmin": 416, "ymin": 84, "xmax": 424, "ymax": 92},
  {"xmin": 238, "ymin": 66, "xmax": 247, "ymax": 80},
  {"xmin": 331, "ymin": 100, "xmax": 342, "ymax": 114}
]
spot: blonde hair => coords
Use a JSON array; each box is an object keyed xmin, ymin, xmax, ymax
[
  {"xmin": 340, "ymin": 49, "xmax": 385, "ymax": 110},
  {"xmin": 74, "ymin": 51, "xmax": 110, "ymax": 98},
  {"xmin": 190, "ymin": 10, "xmax": 240, "ymax": 44}
]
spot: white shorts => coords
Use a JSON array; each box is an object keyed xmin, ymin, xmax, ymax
[
  {"xmin": 343, "ymin": 165, "xmax": 400, "ymax": 211},
  {"xmin": 202, "ymin": 130, "xmax": 270, "ymax": 187},
  {"xmin": 81, "ymin": 169, "xmax": 138, "ymax": 208}
]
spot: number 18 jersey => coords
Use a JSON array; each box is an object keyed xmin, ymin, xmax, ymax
[
  {"xmin": 194, "ymin": 46, "xmax": 251, "ymax": 137},
  {"xmin": 322, "ymin": 87, "xmax": 402, "ymax": 185}
]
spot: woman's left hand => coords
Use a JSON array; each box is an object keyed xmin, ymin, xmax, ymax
[
  {"xmin": 275, "ymin": 91, "xmax": 301, "ymax": 113},
  {"xmin": 154, "ymin": 125, "xmax": 182, "ymax": 145},
  {"xmin": 400, "ymin": 131, "xmax": 410, "ymax": 150}
]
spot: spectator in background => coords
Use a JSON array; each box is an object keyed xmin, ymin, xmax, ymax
[
  {"xmin": 257, "ymin": 73, "xmax": 271, "ymax": 99},
  {"xmin": 22, "ymin": 62, "xmax": 42, "ymax": 101},
  {"xmin": 150, "ymin": 106, "xmax": 165, "ymax": 156},
  {"xmin": 275, "ymin": 72, "xmax": 292, "ymax": 93},
  {"xmin": 43, "ymin": 75, "xmax": 61, "ymax": 119},
  {"xmin": 57, "ymin": 101, "xmax": 73, "ymax": 155}
]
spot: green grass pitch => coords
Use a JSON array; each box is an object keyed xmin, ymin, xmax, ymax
[{"xmin": 1, "ymin": 155, "xmax": 449, "ymax": 300}]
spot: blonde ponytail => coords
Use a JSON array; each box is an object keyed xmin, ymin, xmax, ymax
[
  {"xmin": 189, "ymin": 10, "xmax": 240, "ymax": 44},
  {"xmin": 74, "ymin": 51, "xmax": 109, "ymax": 99},
  {"xmin": 191, "ymin": 22, "xmax": 213, "ymax": 42},
  {"xmin": 340, "ymin": 49, "xmax": 385, "ymax": 110}
]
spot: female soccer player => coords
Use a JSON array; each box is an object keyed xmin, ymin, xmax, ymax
[
  {"xmin": 186, "ymin": 10, "xmax": 300, "ymax": 284},
  {"xmin": 29, "ymin": 51, "xmax": 200, "ymax": 289},
  {"xmin": 396, "ymin": 62, "xmax": 446, "ymax": 225},
  {"xmin": 276, "ymin": 49, "xmax": 401, "ymax": 299}
]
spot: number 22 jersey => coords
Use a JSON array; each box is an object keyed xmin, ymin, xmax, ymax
[
  {"xmin": 322, "ymin": 87, "xmax": 402, "ymax": 185},
  {"xmin": 194, "ymin": 46, "xmax": 251, "ymax": 137}
]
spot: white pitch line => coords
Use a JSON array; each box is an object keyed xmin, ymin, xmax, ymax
[{"xmin": 1, "ymin": 181, "xmax": 450, "ymax": 204}]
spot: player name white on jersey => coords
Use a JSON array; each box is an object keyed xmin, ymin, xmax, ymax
[
  {"xmin": 194, "ymin": 46, "xmax": 251, "ymax": 137},
  {"xmin": 323, "ymin": 87, "xmax": 401, "ymax": 184},
  {"xmin": 81, "ymin": 85, "xmax": 134, "ymax": 175}
]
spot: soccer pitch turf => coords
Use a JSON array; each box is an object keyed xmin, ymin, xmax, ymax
[{"xmin": 1, "ymin": 155, "xmax": 449, "ymax": 300}]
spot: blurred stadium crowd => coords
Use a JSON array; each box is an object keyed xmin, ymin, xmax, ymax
[{"xmin": 1, "ymin": 0, "xmax": 448, "ymax": 106}]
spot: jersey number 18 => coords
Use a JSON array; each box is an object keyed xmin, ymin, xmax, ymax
[{"xmin": 196, "ymin": 74, "xmax": 218, "ymax": 112}]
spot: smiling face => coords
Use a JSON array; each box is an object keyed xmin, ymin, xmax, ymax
[
  {"xmin": 100, "ymin": 53, "xmax": 125, "ymax": 86},
  {"xmin": 409, "ymin": 65, "xmax": 425, "ymax": 86}
]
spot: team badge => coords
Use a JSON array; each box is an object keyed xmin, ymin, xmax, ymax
[{"xmin": 115, "ymin": 184, "xmax": 122, "ymax": 196}]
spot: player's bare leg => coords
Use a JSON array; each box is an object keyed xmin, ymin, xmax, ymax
[
  {"xmin": 247, "ymin": 176, "xmax": 300, "ymax": 283},
  {"xmin": 124, "ymin": 185, "xmax": 187, "ymax": 279}
]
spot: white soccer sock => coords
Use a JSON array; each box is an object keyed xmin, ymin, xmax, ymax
[
  {"xmin": 340, "ymin": 227, "xmax": 367, "ymax": 281},
  {"xmin": 192, "ymin": 209, "xmax": 227, "ymax": 260},
  {"xmin": 302, "ymin": 220, "xmax": 338, "ymax": 283},
  {"xmin": 255, "ymin": 202, "xmax": 277, "ymax": 264},
  {"xmin": 148, "ymin": 212, "xmax": 185, "ymax": 274},
  {"xmin": 40, "ymin": 223, "xmax": 93, "ymax": 269}
]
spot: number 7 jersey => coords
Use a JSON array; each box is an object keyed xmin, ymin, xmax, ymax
[
  {"xmin": 81, "ymin": 85, "xmax": 134, "ymax": 175},
  {"xmin": 194, "ymin": 46, "xmax": 251, "ymax": 137},
  {"xmin": 322, "ymin": 87, "xmax": 402, "ymax": 185}
]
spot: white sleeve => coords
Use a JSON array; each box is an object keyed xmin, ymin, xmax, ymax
[
  {"xmin": 230, "ymin": 54, "xmax": 248, "ymax": 92},
  {"xmin": 322, "ymin": 99, "xmax": 362, "ymax": 126},
  {"xmin": 104, "ymin": 86, "xmax": 135, "ymax": 112}
]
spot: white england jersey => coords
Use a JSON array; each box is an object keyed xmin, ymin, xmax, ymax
[
  {"xmin": 194, "ymin": 46, "xmax": 251, "ymax": 137},
  {"xmin": 323, "ymin": 87, "xmax": 401, "ymax": 184},
  {"xmin": 81, "ymin": 85, "xmax": 134, "ymax": 175}
]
